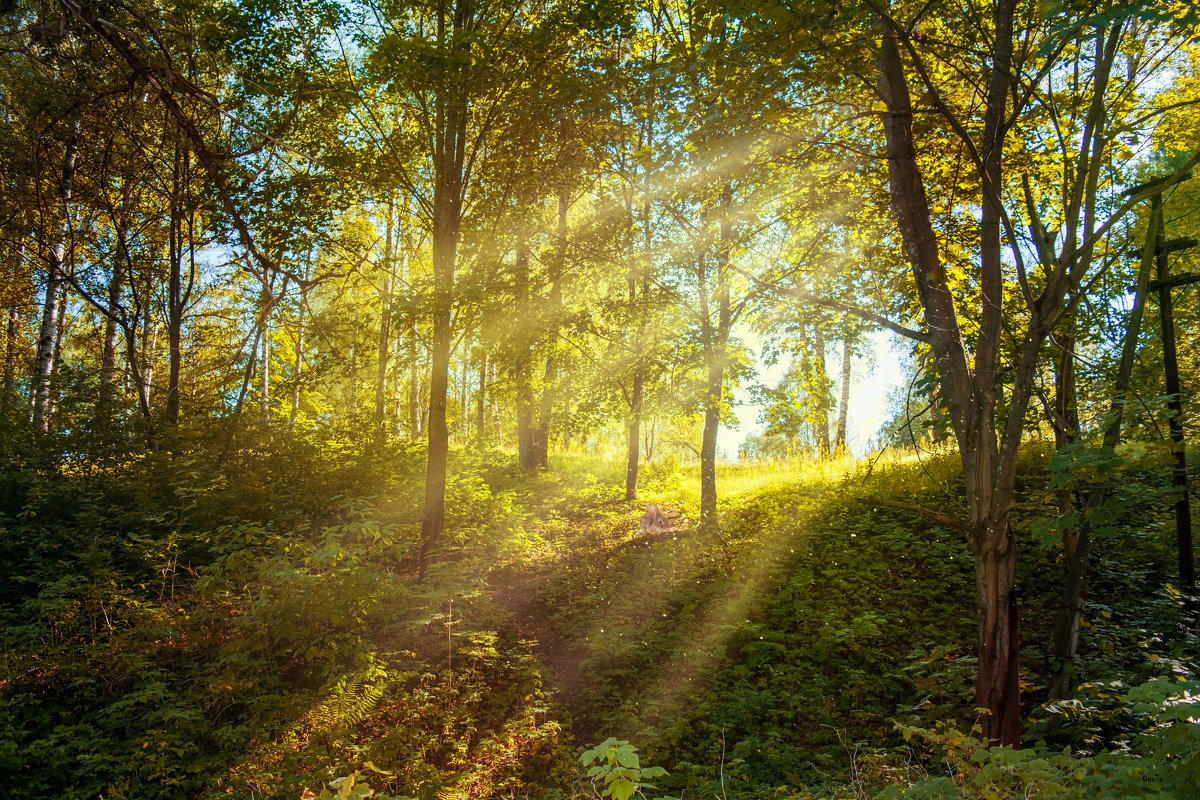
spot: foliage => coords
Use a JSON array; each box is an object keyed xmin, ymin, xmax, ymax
[
  {"xmin": 579, "ymin": 738, "xmax": 672, "ymax": 800},
  {"xmin": 0, "ymin": 431, "xmax": 561, "ymax": 800},
  {"xmin": 883, "ymin": 676, "xmax": 1200, "ymax": 799},
  {"xmin": 1, "ymin": 430, "xmax": 1197, "ymax": 799}
]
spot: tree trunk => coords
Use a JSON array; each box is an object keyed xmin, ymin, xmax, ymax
[
  {"xmin": 490, "ymin": 357, "xmax": 500, "ymax": 445},
  {"xmin": 32, "ymin": 117, "xmax": 80, "ymax": 432},
  {"xmin": 625, "ymin": 367, "xmax": 643, "ymax": 501},
  {"xmin": 515, "ymin": 229, "xmax": 538, "ymax": 469},
  {"xmin": 99, "ymin": 242, "xmax": 125, "ymax": 416},
  {"xmin": 835, "ymin": 337, "xmax": 851, "ymax": 453},
  {"xmin": 699, "ymin": 358, "xmax": 721, "ymax": 526},
  {"xmin": 459, "ymin": 355, "xmax": 469, "ymax": 443},
  {"xmin": 289, "ymin": 300, "xmax": 304, "ymax": 430},
  {"xmin": 3, "ymin": 300, "xmax": 17, "ymax": 413},
  {"xmin": 877, "ymin": 2, "xmax": 1025, "ymax": 745},
  {"xmin": 166, "ymin": 149, "xmax": 184, "ymax": 427},
  {"xmin": 534, "ymin": 191, "xmax": 569, "ymax": 468},
  {"xmin": 699, "ymin": 186, "xmax": 734, "ymax": 530},
  {"xmin": 929, "ymin": 385, "xmax": 945, "ymax": 444},
  {"xmin": 375, "ymin": 201, "xmax": 395, "ymax": 432},
  {"xmin": 409, "ymin": 330, "xmax": 421, "ymax": 439},
  {"xmin": 476, "ymin": 353, "xmax": 486, "ymax": 445},
  {"xmin": 138, "ymin": 319, "xmax": 157, "ymax": 420},
  {"xmin": 517, "ymin": 350, "xmax": 533, "ymax": 466},
  {"xmin": 419, "ymin": 0, "xmax": 471, "ymax": 572},
  {"xmin": 259, "ymin": 313, "xmax": 270, "ymax": 427},
  {"xmin": 697, "ymin": 247, "xmax": 718, "ymax": 525},
  {"xmin": 562, "ymin": 399, "xmax": 571, "ymax": 450},
  {"xmin": 420, "ymin": 239, "xmax": 454, "ymax": 574},
  {"xmin": 812, "ymin": 326, "xmax": 831, "ymax": 458},
  {"xmin": 46, "ymin": 280, "xmax": 68, "ymax": 424},
  {"xmin": 3, "ymin": 241, "xmax": 21, "ymax": 413},
  {"xmin": 973, "ymin": 525, "xmax": 1022, "ymax": 742}
]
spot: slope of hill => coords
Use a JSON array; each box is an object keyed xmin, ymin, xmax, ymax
[{"xmin": 1, "ymin": 440, "xmax": 1195, "ymax": 799}]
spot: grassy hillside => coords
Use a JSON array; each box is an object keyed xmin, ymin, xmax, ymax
[{"xmin": 1, "ymin": 436, "xmax": 1195, "ymax": 799}]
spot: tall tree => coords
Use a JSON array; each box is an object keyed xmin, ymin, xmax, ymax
[{"xmin": 864, "ymin": 0, "xmax": 1200, "ymax": 742}]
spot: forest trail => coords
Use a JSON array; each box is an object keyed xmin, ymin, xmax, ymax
[
  {"xmin": 487, "ymin": 562, "xmax": 599, "ymax": 742},
  {"xmin": 480, "ymin": 478, "xmax": 694, "ymax": 745}
]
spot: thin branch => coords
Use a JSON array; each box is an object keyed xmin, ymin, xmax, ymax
[
  {"xmin": 859, "ymin": 497, "xmax": 971, "ymax": 541},
  {"xmin": 729, "ymin": 262, "xmax": 930, "ymax": 343}
]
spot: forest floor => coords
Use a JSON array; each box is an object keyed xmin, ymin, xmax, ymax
[
  {"xmin": 12, "ymin": 442, "xmax": 1188, "ymax": 800},
  {"xmin": 486, "ymin": 560, "xmax": 596, "ymax": 737},
  {"xmin": 453, "ymin": 452, "xmax": 975, "ymax": 766}
]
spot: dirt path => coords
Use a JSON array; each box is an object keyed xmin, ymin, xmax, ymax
[{"xmin": 487, "ymin": 565, "xmax": 599, "ymax": 744}]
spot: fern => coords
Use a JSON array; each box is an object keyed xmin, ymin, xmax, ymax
[{"xmin": 298, "ymin": 662, "xmax": 390, "ymax": 738}]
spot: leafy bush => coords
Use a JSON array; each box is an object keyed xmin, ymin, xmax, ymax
[{"xmin": 883, "ymin": 677, "xmax": 1200, "ymax": 799}]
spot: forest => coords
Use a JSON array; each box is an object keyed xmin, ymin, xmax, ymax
[{"xmin": 2, "ymin": 0, "xmax": 1200, "ymax": 798}]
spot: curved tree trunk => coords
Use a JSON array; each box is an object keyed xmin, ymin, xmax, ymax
[{"xmin": 877, "ymin": 1, "xmax": 1025, "ymax": 745}]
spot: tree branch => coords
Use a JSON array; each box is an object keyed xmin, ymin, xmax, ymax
[
  {"xmin": 729, "ymin": 262, "xmax": 931, "ymax": 343},
  {"xmin": 859, "ymin": 497, "xmax": 971, "ymax": 541}
]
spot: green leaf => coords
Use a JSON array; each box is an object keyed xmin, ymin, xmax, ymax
[{"xmin": 609, "ymin": 777, "xmax": 635, "ymax": 800}]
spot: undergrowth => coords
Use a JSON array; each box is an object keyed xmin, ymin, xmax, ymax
[{"xmin": 1, "ymin": 434, "xmax": 1195, "ymax": 799}]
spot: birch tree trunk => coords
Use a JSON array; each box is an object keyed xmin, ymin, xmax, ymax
[
  {"xmin": 99, "ymin": 243, "xmax": 125, "ymax": 415},
  {"xmin": 835, "ymin": 338, "xmax": 851, "ymax": 454},
  {"xmin": 46, "ymin": 280, "xmax": 68, "ymax": 423},
  {"xmin": 32, "ymin": 117, "xmax": 80, "ymax": 432},
  {"xmin": 138, "ymin": 319, "xmax": 157, "ymax": 420},
  {"xmin": 5, "ymin": 241, "xmax": 25, "ymax": 414},
  {"xmin": 812, "ymin": 326, "xmax": 831, "ymax": 458}
]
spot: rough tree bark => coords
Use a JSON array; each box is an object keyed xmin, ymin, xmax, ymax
[
  {"xmin": 698, "ymin": 184, "xmax": 734, "ymax": 529},
  {"xmin": 876, "ymin": 2, "xmax": 1025, "ymax": 744},
  {"xmin": 418, "ymin": 0, "xmax": 472, "ymax": 576}
]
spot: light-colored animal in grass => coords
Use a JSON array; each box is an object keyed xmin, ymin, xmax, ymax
[{"xmin": 638, "ymin": 503, "xmax": 672, "ymax": 535}]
